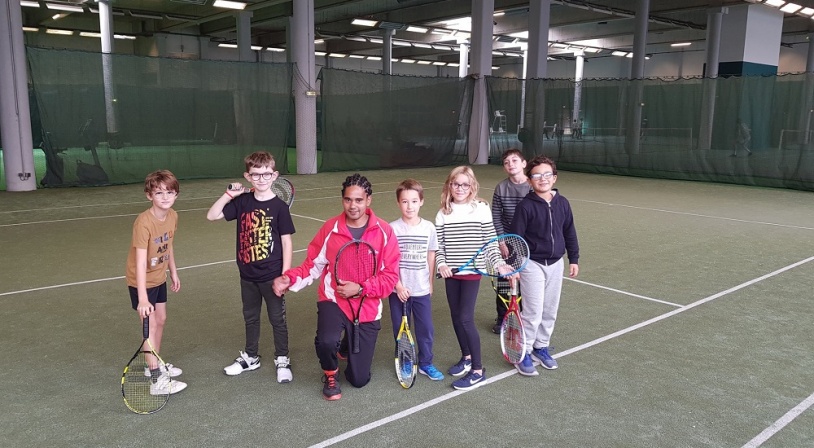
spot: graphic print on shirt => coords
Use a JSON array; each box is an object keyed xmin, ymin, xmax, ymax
[
  {"xmin": 150, "ymin": 231, "xmax": 173, "ymax": 267},
  {"xmin": 238, "ymin": 209, "xmax": 274, "ymax": 264},
  {"xmin": 398, "ymin": 235, "xmax": 429, "ymax": 272}
]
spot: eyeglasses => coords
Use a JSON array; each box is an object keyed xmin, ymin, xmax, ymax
[
  {"xmin": 152, "ymin": 190, "xmax": 177, "ymax": 197},
  {"xmin": 529, "ymin": 172, "xmax": 555, "ymax": 181},
  {"xmin": 249, "ymin": 172, "xmax": 275, "ymax": 181},
  {"xmin": 451, "ymin": 182, "xmax": 471, "ymax": 191}
]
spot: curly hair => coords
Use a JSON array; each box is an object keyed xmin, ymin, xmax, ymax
[{"xmin": 342, "ymin": 173, "xmax": 372, "ymax": 196}]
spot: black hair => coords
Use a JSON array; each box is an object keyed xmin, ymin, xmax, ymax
[{"xmin": 342, "ymin": 173, "xmax": 373, "ymax": 196}]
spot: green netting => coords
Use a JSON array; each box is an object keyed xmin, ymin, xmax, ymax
[
  {"xmin": 26, "ymin": 47, "xmax": 292, "ymax": 187},
  {"xmin": 488, "ymin": 75, "xmax": 814, "ymax": 191},
  {"xmin": 318, "ymin": 68, "xmax": 472, "ymax": 171}
]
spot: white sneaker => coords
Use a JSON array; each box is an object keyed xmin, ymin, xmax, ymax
[
  {"xmin": 150, "ymin": 373, "xmax": 188, "ymax": 395},
  {"xmin": 144, "ymin": 363, "xmax": 183, "ymax": 378},
  {"xmin": 224, "ymin": 351, "xmax": 261, "ymax": 376},
  {"xmin": 275, "ymin": 356, "xmax": 293, "ymax": 383}
]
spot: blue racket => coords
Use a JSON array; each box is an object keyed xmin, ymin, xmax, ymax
[{"xmin": 436, "ymin": 234, "xmax": 529, "ymax": 278}]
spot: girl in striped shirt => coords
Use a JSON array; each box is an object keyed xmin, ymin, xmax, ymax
[{"xmin": 435, "ymin": 166, "xmax": 495, "ymax": 390}]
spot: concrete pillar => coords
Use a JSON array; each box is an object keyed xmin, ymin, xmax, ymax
[
  {"xmin": 99, "ymin": 0, "xmax": 120, "ymax": 146},
  {"xmin": 291, "ymin": 0, "xmax": 317, "ymax": 174},
  {"xmin": 525, "ymin": 0, "xmax": 551, "ymax": 158},
  {"xmin": 0, "ymin": 0, "xmax": 36, "ymax": 190},
  {"xmin": 467, "ymin": 0, "xmax": 494, "ymax": 165},
  {"xmin": 798, "ymin": 32, "xmax": 814, "ymax": 146},
  {"xmin": 572, "ymin": 50, "xmax": 584, "ymax": 126},
  {"xmin": 625, "ymin": 0, "xmax": 649, "ymax": 155},
  {"xmin": 236, "ymin": 11, "xmax": 253, "ymax": 62},
  {"xmin": 458, "ymin": 42, "xmax": 469, "ymax": 77},
  {"xmin": 698, "ymin": 8, "xmax": 724, "ymax": 150},
  {"xmin": 382, "ymin": 29, "xmax": 393, "ymax": 75}
]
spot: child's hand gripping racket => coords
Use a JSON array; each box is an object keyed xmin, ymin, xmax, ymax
[
  {"xmin": 227, "ymin": 177, "xmax": 295, "ymax": 208},
  {"xmin": 335, "ymin": 240, "xmax": 377, "ymax": 354},
  {"xmin": 394, "ymin": 300, "xmax": 417, "ymax": 388},
  {"xmin": 121, "ymin": 316, "xmax": 171, "ymax": 414},
  {"xmin": 437, "ymin": 233, "xmax": 530, "ymax": 278},
  {"xmin": 500, "ymin": 279, "xmax": 526, "ymax": 364}
]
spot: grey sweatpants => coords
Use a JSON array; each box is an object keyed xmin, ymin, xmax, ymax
[{"xmin": 519, "ymin": 258, "xmax": 564, "ymax": 353}]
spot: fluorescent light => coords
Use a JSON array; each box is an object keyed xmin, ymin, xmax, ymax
[
  {"xmin": 671, "ymin": 42, "xmax": 692, "ymax": 47},
  {"xmin": 368, "ymin": 37, "xmax": 383, "ymax": 44},
  {"xmin": 611, "ymin": 51, "xmax": 628, "ymax": 57},
  {"xmin": 23, "ymin": 26, "xmax": 39, "ymax": 32},
  {"xmin": 780, "ymin": 3, "xmax": 802, "ymax": 13},
  {"xmin": 213, "ymin": 0, "xmax": 246, "ymax": 10},
  {"xmin": 492, "ymin": 51, "xmax": 505, "ymax": 56},
  {"xmin": 79, "ymin": 31, "xmax": 102, "ymax": 38},
  {"xmin": 550, "ymin": 42, "xmax": 569, "ymax": 49},
  {"xmin": 345, "ymin": 36, "xmax": 367, "ymax": 42},
  {"xmin": 432, "ymin": 44, "xmax": 453, "ymax": 50},
  {"xmin": 764, "ymin": 0, "xmax": 785, "ymax": 6},
  {"xmin": 412, "ymin": 42, "xmax": 432, "ymax": 49},
  {"xmin": 493, "ymin": 11, "xmax": 505, "ymax": 17},
  {"xmin": 392, "ymin": 40, "xmax": 412, "ymax": 47},
  {"xmin": 432, "ymin": 61, "xmax": 446, "ymax": 66},
  {"xmin": 801, "ymin": 7, "xmax": 814, "ymax": 15},
  {"xmin": 130, "ymin": 12, "xmax": 163, "ymax": 20},
  {"xmin": 315, "ymin": 51, "xmax": 326, "ymax": 56},
  {"xmin": 114, "ymin": 34, "xmax": 136, "ymax": 40},
  {"xmin": 406, "ymin": 26, "xmax": 428, "ymax": 33},
  {"xmin": 218, "ymin": 43, "xmax": 238, "ymax": 48},
  {"xmin": 348, "ymin": 54, "xmax": 365, "ymax": 59},
  {"xmin": 448, "ymin": 62, "xmax": 460, "ymax": 67},
  {"xmin": 328, "ymin": 53, "xmax": 346, "ymax": 58},
  {"xmin": 491, "ymin": 66, "xmax": 499, "ymax": 70},
  {"xmin": 266, "ymin": 47, "xmax": 285, "ymax": 52},
  {"xmin": 583, "ymin": 47, "xmax": 601, "ymax": 53},
  {"xmin": 314, "ymin": 39, "xmax": 324, "ymax": 44},
  {"xmin": 367, "ymin": 56, "xmax": 381, "ymax": 61},
  {"xmin": 46, "ymin": 3, "xmax": 84, "ymax": 12},
  {"xmin": 351, "ymin": 18, "xmax": 378, "ymax": 27},
  {"xmin": 45, "ymin": 28, "xmax": 73, "ymax": 35},
  {"xmin": 51, "ymin": 13, "xmax": 68, "ymax": 20},
  {"xmin": 251, "ymin": 45, "xmax": 263, "ymax": 51},
  {"xmin": 416, "ymin": 60, "xmax": 432, "ymax": 65},
  {"xmin": 20, "ymin": 1, "xmax": 40, "ymax": 7},
  {"xmin": 400, "ymin": 59, "xmax": 416, "ymax": 64},
  {"xmin": 625, "ymin": 53, "xmax": 633, "ymax": 58}
]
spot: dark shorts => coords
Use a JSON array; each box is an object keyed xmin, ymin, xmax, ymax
[{"xmin": 129, "ymin": 283, "xmax": 168, "ymax": 310}]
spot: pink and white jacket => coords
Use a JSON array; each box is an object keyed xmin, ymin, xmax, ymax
[{"xmin": 284, "ymin": 208, "xmax": 400, "ymax": 323}]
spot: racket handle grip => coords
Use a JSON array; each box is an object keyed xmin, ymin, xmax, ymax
[
  {"xmin": 142, "ymin": 316, "xmax": 150, "ymax": 339},
  {"xmin": 227, "ymin": 184, "xmax": 254, "ymax": 192},
  {"xmin": 435, "ymin": 268, "xmax": 459, "ymax": 279}
]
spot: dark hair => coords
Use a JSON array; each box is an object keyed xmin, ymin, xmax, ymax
[
  {"xmin": 342, "ymin": 173, "xmax": 372, "ymax": 196},
  {"xmin": 525, "ymin": 156, "xmax": 557, "ymax": 177},
  {"xmin": 395, "ymin": 178, "xmax": 424, "ymax": 200},
  {"xmin": 501, "ymin": 148, "xmax": 525, "ymax": 163},
  {"xmin": 244, "ymin": 151, "xmax": 276, "ymax": 172},
  {"xmin": 144, "ymin": 170, "xmax": 179, "ymax": 194}
]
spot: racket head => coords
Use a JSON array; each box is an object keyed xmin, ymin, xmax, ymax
[
  {"xmin": 335, "ymin": 240, "xmax": 377, "ymax": 354},
  {"xmin": 121, "ymin": 318, "xmax": 169, "ymax": 414},
  {"xmin": 395, "ymin": 302, "xmax": 417, "ymax": 388},
  {"xmin": 500, "ymin": 309, "xmax": 526, "ymax": 364},
  {"xmin": 271, "ymin": 177, "xmax": 294, "ymax": 208},
  {"xmin": 492, "ymin": 277, "xmax": 512, "ymax": 308},
  {"xmin": 472, "ymin": 234, "xmax": 530, "ymax": 277}
]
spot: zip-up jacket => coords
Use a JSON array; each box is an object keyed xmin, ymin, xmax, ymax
[
  {"xmin": 510, "ymin": 189, "xmax": 579, "ymax": 266},
  {"xmin": 284, "ymin": 208, "xmax": 400, "ymax": 323}
]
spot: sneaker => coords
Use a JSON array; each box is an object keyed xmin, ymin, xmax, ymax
[
  {"xmin": 491, "ymin": 319, "xmax": 502, "ymax": 335},
  {"xmin": 144, "ymin": 363, "xmax": 182, "ymax": 378},
  {"xmin": 337, "ymin": 350, "xmax": 348, "ymax": 361},
  {"xmin": 322, "ymin": 369, "xmax": 341, "ymax": 400},
  {"xmin": 401, "ymin": 360, "xmax": 414, "ymax": 378},
  {"xmin": 452, "ymin": 369, "xmax": 486, "ymax": 390},
  {"xmin": 418, "ymin": 364, "xmax": 445, "ymax": 381},
  {"xmin": 150, "ymin": 373, "xmax": 188, "ymax": 396},
  {"xmin": 531, "ymin": 347, "xmax": 558, "ymax": 370},
  {"xmin": 274, "ymin": 356, "xmax": 293, "ymax": 383},
  {"xmin": 223, "ymin": 351, "xmax": 261, "ymax": 376},
  {"xmin": 515, "ymin": 353, "xmax": 539, "ymax": 376},
  {"xmin": 448, "ymin": 357, "xmax": 472, "ymax": 377}
]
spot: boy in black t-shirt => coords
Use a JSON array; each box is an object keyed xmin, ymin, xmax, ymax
[{"xmin": 207, "ymin": 152, "xmax": 296, "ymax": 383}]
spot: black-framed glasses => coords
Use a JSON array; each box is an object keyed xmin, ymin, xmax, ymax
[
  {"xmin": 451, "ymin": 182, "xmax": 471, "ymax": 190},
  {"xmin": 529, "ymin": 172, "xmax": 555, "ymax": 181},
  {"xmin": 249, "ymin": 172, "xmax": 275, "ymax": 181}
]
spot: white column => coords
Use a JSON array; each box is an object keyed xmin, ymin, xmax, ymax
[
  {"xmin": 626, "ymin": 0, "xmax": 649, "ymax": 155},
  {"xmin": 526, "ymin": 0, "xmax": 550, "ymax": 157},
  {"xmin": 291, "ymin": 0, "xmax": 317, "ymax": 174},
  {"xmin": 0, "ymin": 0, "xmax": 36, "ymax": 190},
  {"xmin": 519, "ymin": 47, "xmax": 528, "ymax": 129},
  {"xmin": 382, "ymin": 29, "xmax": 393, "ymax": 75},
  {"xmin": 699, "ymin": 8, "xmax": 724, "ymax": 150},
  {"xmin": 458, "ymin": 42, "xmax": 469, "ymax": 77},
  {"xmin": 798, "ymin": 31, "xmax": 814, "ymax": 145},
  {"xmin": 99, "ymin": 0, "xmax": 120, "ymax": 146},
  {"xmin": 467, "ymin": 0, "xmax": 494, "ymax": 165},
  {"xmin": 237, "ymin": 11, "xmax": 253, "ymax": 62},
  {"xmin": 572, "ymin": 50, "xmax": 584, "ymax": 126}
]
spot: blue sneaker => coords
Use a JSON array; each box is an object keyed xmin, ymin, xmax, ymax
[
  {"xmin": 418, "ymin": 364, "xmax": 445, "ymax": 381},
  {"xmin": 452, "ymin": 369, "xmax": 486, "ymax": 390},
  {"xmin": 531, "ymin": 347, "xmax": 558, "ymax": 370},
  {"xmin": 515, "ymin": 353, "xmax": 539, "ymax": 376},
  {"xmin": 448, "ymin": 357, "xmax": 472, "ymax": 377},
  {"xmin": 401, "ymin": 360, "xmax": 413, "ymax": 378}
]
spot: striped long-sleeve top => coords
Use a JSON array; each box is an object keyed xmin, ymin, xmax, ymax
[
  {"xmin": 435, "ymin": 200, "xmax": 497, "ymax": 276},
  {"xmin": 491, "ymin": 178, "xmax": 532, "ymax": 236}
]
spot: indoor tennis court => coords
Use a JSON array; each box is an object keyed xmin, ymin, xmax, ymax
[{"xmin": 1, "ymin": 164, "xmax": 812, "ymax": 447}]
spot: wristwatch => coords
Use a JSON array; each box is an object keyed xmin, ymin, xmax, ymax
[{"xmin": 356, "ymin": 284, "xmax": 364, "ymax": 297}]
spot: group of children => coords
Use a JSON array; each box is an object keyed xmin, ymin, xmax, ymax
[{"xmin": 125, "ymin": 149, "xmax": 580, "ymax": 400}]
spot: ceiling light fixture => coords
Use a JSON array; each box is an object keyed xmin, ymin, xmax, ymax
[
  {"xmin": 780, "ymin": 3, "xmax": 802, "ymax": 13},
  {"xmin": 46, "ymin": 3, "xmax": 84, "ymax": 12},
  {"xmin": 20, "ymin": 1, "xmax": 40, "ymax": 7},
  {"xmin": 406, "ymin": 26, "xmax": 429, "ymax": 33},
  {"xmin": 213, "ymin": 0, "xmax": 247, "ymax": 10},
  {"xmin": 670, "ymin": 42, "xmax": 692, "ymax": 47},
  {"xmin": 351, "ymin": 18, "xmax": 379, "ymax": 27}
]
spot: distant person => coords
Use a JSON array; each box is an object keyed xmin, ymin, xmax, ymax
[
  {"xmin": 206, "ymin": 151, "xmax": 295, "ymax": 383},
  {"xmin": 640, "ymin": 118, "xmax": 648, "ymax": 139},
  {"xmin": 273, "ymin": 174, "xmax": 400, "ymax": 401},
  {"xmin": 510, "ymin": 156, "xmax": 580, "ymax": 376},
  {"xmin": 389, "ymin": 179, "xmax": 444, "ymax": 381},
  {"xmin": 126, "ymin": 170, "xmax": 187, "ymax": 395},
  {"xmin": 542, "ymin": 120, "xmax": 550, "ymax": 140},
  {"xmin": 490, "ymin": 149, "xmax": 530, "ymax": 334},
  {"xmin": 730, "ymin": 119, "xmax": 752, "ymax": 156}
]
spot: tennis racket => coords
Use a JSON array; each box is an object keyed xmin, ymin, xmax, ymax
[
  {"xmin": 500, "ymin": 279, "xmax": 526, "ymax": 364},
  {"xmin": 394, "ymin": 300, "xmax": 417, "ymax": 389},
  {"xmin": 227, "ymin": 177, "xmax": 295, "ymax": 208},
  {"xmin": 121, "ymin": 317, "xmax": 170, "ymax": 414},
  {"xmin": 436, "ymin": 233, "xmax": 529, "ymax": 278},
  {"xmin": 335, "ymin": 239, "xmax": 377, "ymax": 354}
]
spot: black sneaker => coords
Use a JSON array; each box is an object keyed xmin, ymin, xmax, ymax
[
  {"xmin": 322, "ymin": 369, "xmax": 341, "ymax": 400},
  {"xmin": 492, "ymin": 317, "xmax": 503, "ymax": 334}
]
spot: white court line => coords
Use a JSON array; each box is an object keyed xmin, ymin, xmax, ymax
[
  {"xmin": 567, "ymin": 278, "xmax": 682, "ymax": 307},
  {"xmin": 308, "ymin": 255, "xmax": 814, "ymax": 448},
  {"xmin": 577, "ymin": 199, "xmax": 814, "ymax": 231},
  {"xmin": 741, "ymin": 390, "xmax": 814, "ymax": 448}
]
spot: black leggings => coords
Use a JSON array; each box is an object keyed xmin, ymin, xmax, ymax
[{"xmin": 445, "ymin": 277, "xmax": 483, "ymax": 370}]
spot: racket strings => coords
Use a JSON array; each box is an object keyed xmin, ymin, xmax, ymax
[
  {"xmin": 480, "ymin": 235, "xmax": 530, "ymax": 277},
  {"xmin": 396, "ymin": 334, "xmax": 416, "ymax": 386},
  {"xmin": 336, "ymin": 243, "xmax": 376, "ymax": 284},
  {"xmin": 122, "ymin": 351, "xmax": 167, "ymax": 413},
  {"xmin": 271, "ymin": 179, "xmax": 293, "ymax": 205},
  {"xmin": 501, "ymin": 313, "xmax": 525, "ymax": 364}
]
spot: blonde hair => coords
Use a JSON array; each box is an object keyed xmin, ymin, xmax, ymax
[{"xmin": 439, "ymin": 166, "xmax": 484, "ymax": 214}]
